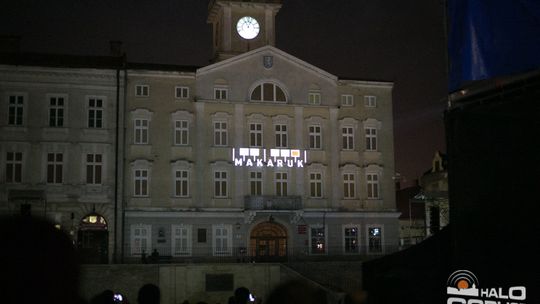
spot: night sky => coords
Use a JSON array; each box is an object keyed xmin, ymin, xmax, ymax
[{"xmin": 1, "ymin": 0, "xmax": 448, "ymax": 186}]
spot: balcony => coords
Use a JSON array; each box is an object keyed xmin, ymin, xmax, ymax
[{"xmin": 244, "ymin": 195, "xmax": 302, "ymax": 210}]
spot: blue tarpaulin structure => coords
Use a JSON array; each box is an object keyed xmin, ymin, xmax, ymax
[{"xmin": 447, "ymin": 0, "xmax": 540, "ymax": 92}]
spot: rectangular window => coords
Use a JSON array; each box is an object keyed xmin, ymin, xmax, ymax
[
  {"xmin": 214, "ymin": 121, "xmax": 228, "ymax": 146},
  {"xmin": 343, "ymin": 173, "xmax": 356, "ymax": 199},
  {"xmin": 175, "ymin": 170, "xmax": 189, "ymax": 197},
  {"xmin": 86, "ymin": 154, "xmax": 103, "ymax": 185},
  {"xmin": 309, "ymin": 172, "xmax": 322, "ymax": 198},
  {"xmin": 48, "ymin": 96, "xmax": 65, "ymax": 127},
  {"xmin": 214, "ymin": 171, "xmax": 227, "ymax": 198},
  {"xmin": 275, "ymin": 172, "xmax": 288, "ymax": 196},
  {"xmin": 310, "ymin": 227, "xmax": 326, "ymax": 254},
  {"xmin": 8, "ymin": 95, "xmax": 24, "ymax": 126},
  {"xmin": 174, "ymin": 120, "xmax": 189, "ymax": 145},
  {"xmin": 309, "ymin": 125, "xmax": 322, "ymax": 149},
  {"xmin": 88, "ymin": 98, "xmax": 103, "ymax": 128},
  {"xmin": 368, "ymin": 227, "xmax": 382, "ymax": 253},
  {"xmin": 364, "ymin": 95, "xmax": 377, "ymax": 107},
  {"xmin": 308, "ymin": 92, "xmax": 321, "ymax": 105},
  {"xmin": 198, "ymin": 228, "xmax": 207, "ymax": 243},
  {"xmin": 6, "ymin": 152, "xmax": 22, "ymax": 183},
  {"xmin": 341, "ymin": 94, "xmax": 354, "ymax": 106},
  {"xmin": 175, "ymin": 86, "xmax": 189, "ymax": 99},
  {"xmin": 344, "ymin": 227, "xmax": 359, "ymax": 253},
  {"xmin": 365, "ymin": 127, "xmax": 377, "ymax": 151},
  {"xmin": 214, "ymin": 88, "xmax": 228, "ymax": 100},
  {"xmin": 367, "ymin": 173, "xmax": 380, "ymax": 199},
  {"xmin": 249, "ymin": 123, "xmax": 263, "ymax": 147},
  {"xmin": 342, "ymin": 127, "xmax": 354, "ymax": 150},
  {"xmin": 213, "ymin": 225, "xmax": 232, "ymax": 256},
  {"xmin": 134, "ymin": 119, "xmax": 149, "ymax": 144},
  {"xmin": 249, "ymin": 171, "xmax": 262, "ymax": 196},
  {"xmin": 134, "ymin": 169, "xmax": 149, "ymax": 197},
  {"xmin": 135, "ymin": 85, "xmax": 149, "ymax": 97},
  {"xmin": 275, "ymin": 124, "xmax": 287, "ymax": 148},
  {"xmin": 172, "ymin": 225, "xmax": 192, "ymax": 256},
  {"xmin": 46, "ymin": 153, "xmax": 63, "ymax": 184},
  {"xmin": 131, "ymin": 225, "xmax": 151, "ymax": 256}
]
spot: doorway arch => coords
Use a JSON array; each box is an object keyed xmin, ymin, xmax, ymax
[
  {"xmin": 78, "ymin": 213, "xmax": 108, "ymax": 264},
  {"xmin": 249, "ymin": 221, "xmax": 288, "ymax": 262}
]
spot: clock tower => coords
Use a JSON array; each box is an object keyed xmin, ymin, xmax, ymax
[{"xmin": 207, "ymin": 0, "xmax": 282, "ymax": 61}]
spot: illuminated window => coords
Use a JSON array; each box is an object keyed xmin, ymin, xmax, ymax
[
  {"xmin": 8, "ymin": 95, "xmax": 24, "ymax": 126},
  {"xmin": 310, "ymin": 226, "xmax": 326, "ymax": 254},
  {"xmin": 46, "ymin": 153, "xmax": 63, "ymax": 184},
  {"xmin": 88, "ymin": 97, "xmax": 103, "ymax": 128},
  {"xmin": 214, "ymin": 171, "xmax": 228, "ymax": 198},
  {"xmin": 131, "ymin": 224, "xmax": 151, "ymax": 256},
  {"xmin": 343, "ymin": 173, "xmax": 355, "ymax": 199},
  {"xmin": 214, "ymin": 87, "xmax": 228, "ymax": 100},
  {"xmin": 344, "ymin": 227, "xmax": 359, "ymax": 253},
  {"xmin": 6, "ymin": 152, "xmax": 22, "ymax": 183},
  {"xmin": 309, "ymin": 172, "xmax": 322, "ymax": 198},
  {"xmin": 213, "ymin": 224, "xmax": 232, "ymax": 256},
  {"xmin": 174, "ymin": 170, "xmax": 189, "ymax": 197},
  {"xmin": 172, "ymin": 224, "xmax": 192, "ymax": 256},
  {"xmin": 175, "ymin": 86, "xmax": 189, "ymax": 99},
  {"xmin": 275, "ymin": 172, "xmax": 288, "ymax": 196},
  {"xmin": 48, "ymin": 95, "xmax": 65, "ymax": 127},
  {"xmin": 249, "ymin": 123, "xmax": 263, "ymax": 147},
  {"xmin": 365, "ymin": 127, "xmax": 377, "ymax": 151},
  {"xmin": 368, "ymin": 227, "xmax": 382, "ymax": 253},
  {"xmin": 134, "ymin": 119, "xmax": 149, "ymax": 144},
  {"xmin": 308, "ymin": 92, "xmax": 321, "ymax": 105},
  {"xmin": 250, "ymin": 82, "xmax": 286, "ymax": 102},
  {"xmin": 214, "ymin": 121, "xmax": 228, "ymax": 146},
  {"xmin": 367, "ymin": 173, "xmax": 380, "ymax": 199},
  {"xmin": 86, "ymin": 154, "xmax": 102, "ymax": 185},
  {"xmin": 134, "ymin": 169, "xmax": 149, "ymax": 197},
  {"xmin": 135, "ymin": 85, "xmax": 149, "ymax": 97},
  {"xmin": 308, "ymin": 125, "xmax": 322, "ymax": 149},
  {"xmin": 275, "ymin": 124, "xmax": 287, "ymax": 148},
  {"xmin": 174, "ymin": 120, "xmax": 189, "ymax": 145},
  {"xmin": 249, "ymin": 171, "xmax": 262, "ymax": 196},
  {"xmin": 341, "ymin": 94, "xmax": 354, "ymax": 107},
  {"xmin": 364, "ymin": 95, "xmax": 377, "ymax": 107},
  {"xmin": 342, "ymin": 126, "xmax": 354, "ymax": 150}
]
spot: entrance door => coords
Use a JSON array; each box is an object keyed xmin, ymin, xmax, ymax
[
  {"xmin": 250, "ymin": 221, "xmax": 287, "ymax": 262},
  {"xmin": 77, "ymin": 213, "xmax": 109, "ymax": 264}
]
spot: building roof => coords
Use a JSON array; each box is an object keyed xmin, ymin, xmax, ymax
[
  {"xmin": 0, "ymin": 52, "xmax": 124, "ymax": 69},
  {"xmin": 395, "ymin": 185, "xmax": 425, "ymax": 220}
]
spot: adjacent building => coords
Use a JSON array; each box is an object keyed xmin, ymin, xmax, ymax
[{"xmin": 0, "ymin": 53, "xmax": 125, "ymax": 263}]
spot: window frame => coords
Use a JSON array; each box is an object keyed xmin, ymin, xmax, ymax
[
  {"xmin": 343, "ymin": 225, "xmax": 360, "ymax": 254},
  {"xmin": 308, "ymin": 125, "xmax": 322, "ymax": 149},
  {"xmin": 275, "ymin": 171, "xmax": 288, "ymax": 197},
  {"xmin": 342, "ymin": 126, "xmax": 355, "ymax": 150},
  {"xmin": 134, "ymin": 169, "xmax": 149, "ymax": 197},
  {"xmin": 367, "ymin": 225, "xmax": 384, "ymax": 254},
  {"xmin": 250, "ymin": 82, "xmax": 287, "ymax": 103},
  {"xmin": 213, "ymin": 121, "xmax": 228, "ymax": 147},
  {"xmin": 364, "ymin": 95, "xmax": 377, "ymax": 107},
  {"xmin": 48, "ymin": 94, "xmax": 66, "ymax": 127},
  {"xmin": 131, "ymin": 224, "xmax": 151, "ymax": 256},
  {"xmin": 175, "ymin": 86, "xmax": 190, "ymax": 100},
  {"xmin": 214, "ymin": 87, "xmax": 228, "ymax": 100},
  {"xmin": 87, "ymin": 96, "xmax": 104, "ymax": 128},
  {"xmin": 249, "ymin": 171, "xmax": 263, "ymax": 196},
  {"xmin": 366, "ymin": 172, "xmax": 380, "ymax": 199},
  {"xmin": 365, "ymin": 127, "xmax": 378, "ymax": 151},
  {"xmin": 343, "ymin": 173, "xmax": 356, "ymax": 199},
  {"xmin": 214, "ymin": 171, "xmax": 228, "ymax": 198},
  {"xmin": 309, "ymin": 172, "xmax": 323, "ymax": 198},
  {"xmin": 274, "ymin": 124, "xmax": 288, "ymax": 148},
  {"xmin": 174, "ymin": 120, "xmax": 189, "ymax": 146},
  {"xmin": 174, "ymin": 169, "xmax": 190, "ymax": 197},
  {"xmin": 46, "ymin": 152, "xmax": 63, "ymax": 184},
  {"xmin": 171, "ymin": 224, "xmax": 192, "ymax": 256},
  {"xmin": 134, "ymin": 119, "xmax": 149, "ymax": 144},
  {"xmin": 308, "ymin": 92, "xmax": 321, "ymax": 105},
  {"xmin": 249, "ymin": 122, "xmax": 263, "ymax": 147},
  {"xmin": 309, "ymin": 225, "xmax": 328, "ymax": 255},
  {"xmin": 341, "ymin": 94, "xmax": 354, "ymax": 107},
  {"xmin": 86, "ymin": 153, "xmax": 103, "ymax": 185},
  {"xmin": 212, "ymin": 224, "xmax": 232, "ymax": 256},
  {"xmin": 135, "ymin": 85, "xmax": 150, "ymax": 97},
  {"xmin": 6, "ymin": 151, "xmax": 23, "ymax": 184},
  {"xmin": 7, "ymin": 94, "xmax": 25, "ymax": 126}
]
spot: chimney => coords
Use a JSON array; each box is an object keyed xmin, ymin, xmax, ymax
[{"xmin": 109, "ymin": 40, "xmax": 123, "ymax": 57}]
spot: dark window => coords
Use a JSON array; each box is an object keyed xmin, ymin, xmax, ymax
[{"xmin": 197, "ymin": 228, "xmax": 207, "ymax": 243}]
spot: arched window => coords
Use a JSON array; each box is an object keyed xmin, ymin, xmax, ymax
[{"xmin": 251, "ymin": 82, "xmax": 287, "ymax": 102}]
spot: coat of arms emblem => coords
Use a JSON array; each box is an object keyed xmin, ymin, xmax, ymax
[{"xmin": 263, "ymin": 56, "xmax": 273, "ymax": 69}]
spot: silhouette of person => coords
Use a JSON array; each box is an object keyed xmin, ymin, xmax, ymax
[
  {"xmin": 90, "ymin": 289, "xmax": 115, "ymax": 304},
  {"xmin": 0, "ymin": 215, "xmax": 83, "ymax": 304},
  {"xmin": 234, "ymin": 287, "xmax": 251, "ymax": 304},
  {"xmin": 137, "ymin": 283, "xmax": 160, "ymax": 304}
]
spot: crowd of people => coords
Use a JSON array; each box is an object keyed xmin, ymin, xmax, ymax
[{"xmin": 1, "ymin": 215, "xmax": 368, "ymax": 304}]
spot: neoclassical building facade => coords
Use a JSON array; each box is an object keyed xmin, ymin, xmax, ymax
[{"xmin": 122, "ymin": 0, "xmax": 399, "ymax": 261}]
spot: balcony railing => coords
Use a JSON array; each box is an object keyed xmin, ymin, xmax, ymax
[{"xmin": 244, "ymin": 195, "xmax": 302, "ymax": 210}]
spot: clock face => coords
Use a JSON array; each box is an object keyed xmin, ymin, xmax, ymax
[{"xmin": 236, "ymin": 16, "xmax": 260, "ymax": 40}]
